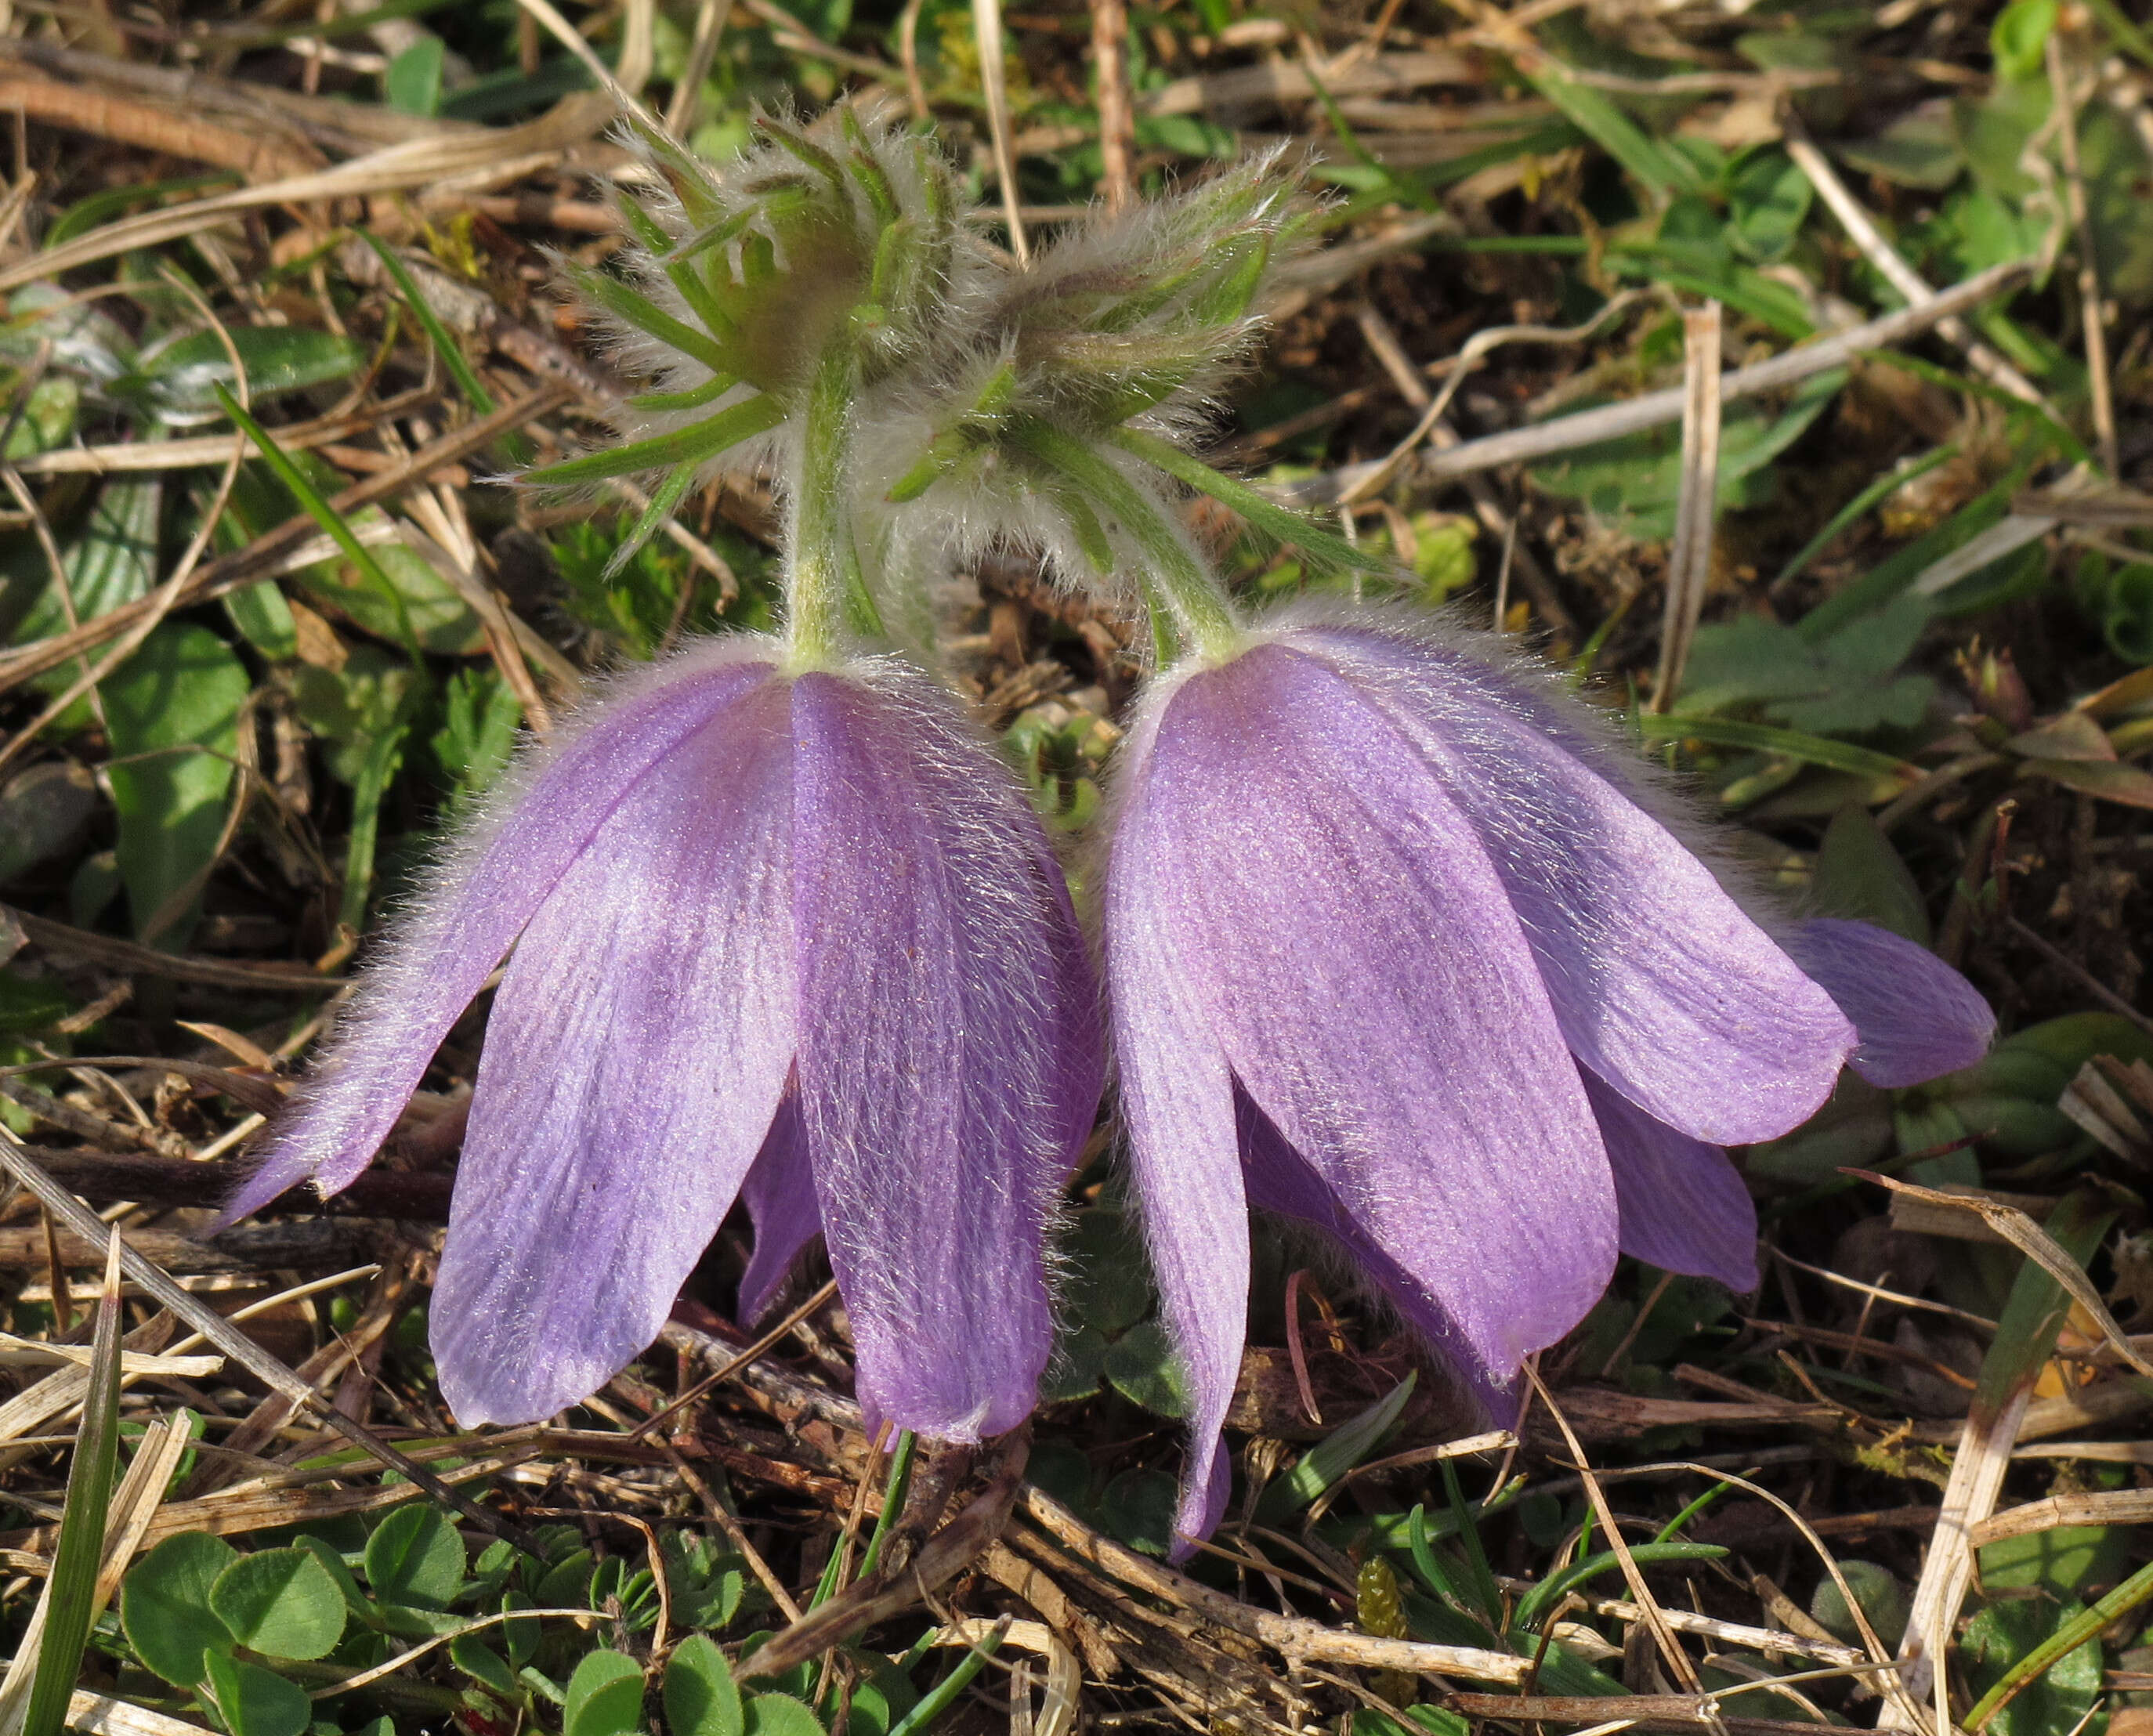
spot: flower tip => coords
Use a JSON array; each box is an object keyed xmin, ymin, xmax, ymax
[{"xmin": 1788, "ymin": 918, "xmax": 1996, "ymax": 1090}]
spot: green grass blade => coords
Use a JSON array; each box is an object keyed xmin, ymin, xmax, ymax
[
  {"xmin": 526, "ymin": 392, "xmax": 785, "ymax": 487},
  {"xmin": 1771, "ymin": 445, "xmax": 1959, "ymax": 592},
  {"xmin": 338, "ymin": 722, "xmax": 411, "ymax": 934},
  {"xmin": 855, "ymin": 1430, "xmax": 917, "ymax": 1582},
  {"xmin": 885, "ymin": 1618, "xmax": 1011, "ymax": 1736},
  {"xmin": 1518, "ymin": 60, "xmax": 1701, "ymax": 200},
  {"xmin": 24, "ymin": 1235, "xmax": 125, "ymax": 1736},
  {"xmin": 628, "ymin": 376, "xmax": 741, "ymax": 414},
  {"xmin": 357, "ymin": 231, "xmax": 496, "ymax": 415},
  {"xmin": 607, "ymin": 462, "xmax": 699, "ymax": 577},
  {"xmin": 1637, "ymin": 713, "xmax": 1921, "ymax": 783},
  {"xmin": 214, "ymin": 385, "xmax": 420, "ymax": 651},
  {"xmin": 1107, "ymin": 426, "xmax": 1384, "ymax": 573}
]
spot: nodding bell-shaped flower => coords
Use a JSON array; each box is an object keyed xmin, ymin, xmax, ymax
[
  {"xmin": 1104, "ymin": 611, "xmax": 1994, "ymax": 1553},
  {"xmin": 221, "ymin": 640, "xmax": 1102, "ymax": 1438}
]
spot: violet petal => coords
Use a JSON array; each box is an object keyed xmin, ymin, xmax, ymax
[
  {"xmin": 1783, "ymin": 917, "xmax": 1997, "ymax": 1087},
  {"xmin": 1237, "ymin": 1090, "xmax": 1515, "ymax": 1421},
  {"xmin": 738, "ymin": 1091, "xmax": 822, "ymax": 1323},
  {"xmin": 1291, "ymin": 623, "xmax": 1854, "ymax": 1145},
  {"xmin": 431, "ymin": 676, "xmax": 797, "ymax": 1427},
  {"xmin": 792, "ymin": 664, "xmax": 1102, "ymax": 1443},
  {"xmin": 1106, "ymin": 743, "xmax": 1250, "ymax": 1553},
  {"xmin": 1582, "ymin": 1070, "xmax": 1758, "ymax": 1291},
  {"xmin": 1150, "ymin": 644, "xmax": 1619, "ymax": 1390},
  {"xmin": 1109, "ymin": 644, "xmax": 1620, "ymax": 1551},
  {"xmin": 219, "ymin": 647, "xmax": 780, "ymax": 1224}
]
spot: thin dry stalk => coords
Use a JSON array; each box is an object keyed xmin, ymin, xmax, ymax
[
  {"xmin": 0, "ymin": 1130, "xmax": 535, "ymax": 1553},
  {"xmin": 1651, "ymin": 301, "xmax": 1722, "ymax": 714},
  {"xmin": 1782, "ymin": 122, "xmax": 2045, "ymax": 408},
  {"xmin": 974, "ymin": 0, "xmax": 1028, "ymax": 263},
  {"xmin": 664, "ymin": 0, "xmax": 736, "ymax": 133},
  {"xmin": 1089, "ymin": 0, "xmax": 1134, "ymax": 210},
  {"xmin": 0, "ymin": 76, "xmax": 320, "ymax": 179},
  {"xmin": 2048, "ymin": 35, "xmax": 2119, "ymax": 478}
]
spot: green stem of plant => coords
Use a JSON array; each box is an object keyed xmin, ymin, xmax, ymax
[
  {"xmin": 1009, "ymin": 418, "xmax": 1241, "ymax": 664},
  {"xmin": 784, "ymin": 341, "xmax": 885, "ymax": 665},
  {"xmin": 885, "ymin": 1618, "xmax": 1011, "ymax": 1736},
  {"xmin": 856, "ymin": 1429, "xmax": 917, "ymax": 1581}
]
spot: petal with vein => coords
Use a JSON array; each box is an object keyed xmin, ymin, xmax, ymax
[
  {"xmin": 1107, "ymin": 721, "xmax": 1248, "ymax": 1553},
  {"xmin": 221, "ymin": 649, "xmax": 779, "ymax": 1221},
  {"xmin": 792, "ymin": 667, "xmax": 1099, "ymax": 1442},
  {"xmin": 1144, "ymin": 645, "xmax": 1616, "ymax": 1398},
  {"xmin": 1297, "ymin": 624, "xmax": 1853, "ymax": 1145},
  {"xmin": 432, "ymin": 676, "xmax": 797, "ymax": 1427},
  {"xmin": 1583, "ymin": 1070, "xmax": 1758, "ymax": 1291},
  {"xmin": 1782, "ymin": 917, "xmax": 1996, "ymax": 1087},
  {"xmin": 738, "ymin": 1092, "xmax": 822, "ymax": 1323}
]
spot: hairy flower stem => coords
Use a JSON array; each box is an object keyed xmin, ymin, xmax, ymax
[
  {"xmin": 1011, "ymin": 419, "xmax": 1243, "ymax": 665},
  {"xmin": 785, "ymin": 340, "xmax": 887, "ymax": 666}
]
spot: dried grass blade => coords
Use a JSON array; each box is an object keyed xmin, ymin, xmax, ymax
[
  {"xmin": 0, "ymin": 1130, "xmax": 538, "ymax": 1554},
  {"xmin": 973, "ymin": 0, "xmax": 1027, "ymax": 262},
  {"xmin": 1876, "ymin": 1190, "xmax": 2114, "ymax": 1731},
  {"xmin": 1651, "ymin": 301, "xmax": 1722, "ymax": 714},
  {"xmin": 1848, "ymin": 1171, "xmax": 2151, "ymax": 1376}
]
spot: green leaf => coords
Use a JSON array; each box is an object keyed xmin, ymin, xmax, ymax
[
  {"xmin": 24, "ymin": 1249, "xmax": 126, "ymax": 1736},
  {"xmin": 741, "ymin": 1696, "xmax": 822, "ymax": 1736},
  {"xmin": 451, "ymin": 1635, "xmax": 519, "ymax": 1698},
  {"xmin": 1837, "ymin": 112, "xmax": 1966, "ymax": 190},
  {"xmin": 102, "ymin": 623, "xmax": 249, "ymax": 948},
  {"xmin": 1726, "ymin": 146, "xmax": 1812, "ymax": 263},
  {"xmin": 1529, "ymin": 367, "xmax": 1842, "ymax": 540},
  {"xmin": 122, "ymin": 1532, "xmax": 239, "ymax": 1685},
  {"xmin": 204, "ymin": 1652, "xmax": 313, "ymax": 1736},
  {"xmin": 209, "ymin": 1548, "xmax": 347, "ymax": 1661},
  {"xmin": 1678, "ymin": 593, "xmax": 1937, "ymax": 736},
  {"xmin": 1959, "ymin": 1596, "xmax": 2100, "ymax": 1736},
  {"xmin": 1260, "ymin": 1374, "xmax": 1417, "ymax": 1522},
  {"xmin": 1979, "ymin": 1525, "xmax": 2131, "ymax": 1600},
  {"xmin": 1812, "ymin": 802, "xmax": 1930, "ymax": 945},
  {"xmin": 364, "ymin": 1504, "xmax": 466, "ymax": 1611},
  {"xmin": 564, "ymin": 1649, "xmax": 646, "ymax": 1736},
  {"xmin": 524, "ymin": 392, "xmax": 786, "ymax": 488},
  {"xmin": 223, "ymin": 580, "xmax": 298, "ymax": 660},
  {"xmin": 136, "ymin": 327, "xmax": 364, "ymax": 421},
  {"xmin": 3, "ymin": 375, "xmax": 78, "ymax": 459},
  {"xmin": 1102, "ymin": 1318, "xmax": 1192, "ymax": 1418},
  {"xmin": 1061, "ymin": 1206, "xmax": 1153, "ymax": 1336},
  {"xmin": 1097, "ymin": 1469, "xmax": 1179, "ymax": 1557},
  {"xmin": 1636, "ymin": 713, "xmax": 1918, "ymax": 785},
  {"xmin": 16, "ymin": 475, "xmax": 161, "ymax": 642},
  {"xmin": 1991, "ymin": 0, "xmax": 2057, "ymax": 81},
  {"xmin": 1107, "ymin": 426, "xmax": 1383, "ymax": 574},
  {"xmin": 1808, "ymin": 1559, "xmax": 1910, "ymax": 1648},
  {"xmin": 663, "ymin": 1634, "xmax": 743, "ymax": 1736},
  {"xmin": 294, "ymin": 525, "xmax": 483, "ymax": 656},
  {"xmin": 0, "ymin": 760, "xmax": 98, "ymax": 884},
  {"xmin": 385, "ymin": 37, "xmax": 446, "ymax": 115}
]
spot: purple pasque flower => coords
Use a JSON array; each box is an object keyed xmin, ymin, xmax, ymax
[
  {"xmin": 1105, "ymin": 609, "xmax": 1993, "ymax": 1552},
  {"xmin": 223, "ymin": 636, "xmax": 1101, "ymax": 1439}
]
